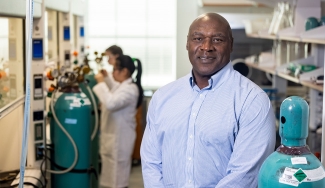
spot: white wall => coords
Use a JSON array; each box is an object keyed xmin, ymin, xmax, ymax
[{"xmin": 176, "ymin": 0, "xmax": 198, "ymax": 79}]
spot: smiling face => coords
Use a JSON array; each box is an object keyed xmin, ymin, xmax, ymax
[{"xmin": 186, "ymin": 13, "xmax": 233, "ymax": 81}]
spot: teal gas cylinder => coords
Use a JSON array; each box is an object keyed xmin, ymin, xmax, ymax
[
  {"xmin": 79, "ymin": 72, "xmax": 100, "ymax": 188},
  {"xmin": 258, "ymin": 96, "xmax": 325, "ymax": 188},
  {"xmin": 50, "ymin": 86, "xmax": 91, "ymax": 188}
]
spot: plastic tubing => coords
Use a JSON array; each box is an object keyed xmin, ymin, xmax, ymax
[{"xmin": 85, "ymin": 84, "xmax": 99, "ymax": 141}]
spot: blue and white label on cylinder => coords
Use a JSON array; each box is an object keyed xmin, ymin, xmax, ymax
[{"xmin": 64, "ymin": 118, "xmax": 78, "ymax": 124}]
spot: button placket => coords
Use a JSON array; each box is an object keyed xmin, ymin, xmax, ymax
[{"xmin": 185, "ymin": 90, "xmax": 207, "ymax": 187}]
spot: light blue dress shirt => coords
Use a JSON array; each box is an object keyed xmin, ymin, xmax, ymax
[{"xmin": 140, "ymin": 62, "xmax": 276, "ymax": 188}]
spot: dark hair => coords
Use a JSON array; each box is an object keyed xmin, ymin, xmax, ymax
[
  {"xmin": 115, "ymin": 55, "xmax": 143, "ymax": 108},
  {"xmin": 106, "ymin": 45, "xmax": 123, "ymax": 56}
]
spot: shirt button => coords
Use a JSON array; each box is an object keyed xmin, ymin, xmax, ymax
[
  {"xmin": 189, "ymin": 180, "xmax": 192, "ymax": 183},
  {"xmin": 200, "ymin": 94, "xmax": 203, "ymax": 98},
  {"xmin": 188, "ymin": 157, "xmax": 192, "ymax": 161},
  {"xmin": 192, "ymin": 112, "xmax": 196, "ymax": 116},
  {"xmin": 190, "ymin": 135, "xmax": 193, "ymax": 139}
]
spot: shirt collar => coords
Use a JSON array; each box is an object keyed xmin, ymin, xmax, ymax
[{"xmin": 188, "ymin": 61, "xmax": 233, "ymax": 91}]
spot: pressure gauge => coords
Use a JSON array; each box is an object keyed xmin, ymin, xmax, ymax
[
  {"xmin": 60, "ymin": 66, "xmax": 66, "ymax": 75},
  {"xmin": 51, "ymin": 69, "xmax": 59, "ymax": 78}
]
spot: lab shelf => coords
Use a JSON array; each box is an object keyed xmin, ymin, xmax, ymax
[
  {"xmin": 247, "ymin": 26, "xmax": 325, "ymax": 45},
  {"xmin": 277, "ymin": 72, "xmax": 323, "ymax": 92},
  {"xmin": 278, "ymin": 35, "xmax": 301, "ymax": 42},
  {"xmin": 245, "ymin": 61, "xmax": 324, "ymax": 92},
  {"xmin": 277, "ymin": 72, "xmax": 300, "ymax": 84},
  {"xmin": 246, "ymin": 33, "xmax": 277, "ymax": 40},
  {"xmin": 245, "ymin": 62, "xmax": 276, "ymax": 75},
  {"xmin": 301, "ymin": 38, "xmax": 325, "ymax": 45},
  {"xmin": 247, "ymin": 32, "xmax": 325, "ymax": 45},
  {"xmin": 259, "ymin": 33, "xmax": 277, "ymax": 40},
  {"xmin": 300, "ymin": 26, "xmax": 325, "ymax": 45},
  {"xmin": 300, "ymin": 80, "xmax": 323, "ymax": 92},
  {"xmin": 300, "ymin": 68, "xmax": 324, "ymax": 92},
  {"xmin": 246, "ymin": 33, "xmax": 260, "ymax": 39}
]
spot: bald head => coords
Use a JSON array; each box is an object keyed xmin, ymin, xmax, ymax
[{"xmin": 188, "ymin": 13, "xmax": 233, "ymax": 41}]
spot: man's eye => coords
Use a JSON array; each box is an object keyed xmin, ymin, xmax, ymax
[
  {"xmin": 213, "ymin": 38, "xmax": 222, "ymax": 42},
  {"xmin": 194, "ymin": 38, "xmax": 202, "ymax": 41}
]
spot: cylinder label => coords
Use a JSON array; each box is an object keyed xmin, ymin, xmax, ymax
[
  {"xmin": 70, "ymin": 102, "xmax": 81, "ymax": 108},
  {"xmin": 279, "ymin": 166, "xmax": 325, "ymax": 187},
  {"xmin": 82, "ymin": 98, "xmax": 91, "ymax": 105},
  {"xmin": 65, "ymin": 96, "xmax": 76, "ymax": 100},
  {"xmin": 291, "ymin": 157, "xmax": 307, "ymax": 165},
  {"xmin": 279, "ymin": 167, "xmax": 300, "ymax": 187},
  {"xmin": 64, "ymin": 118, "xmax": 77, "ymax": 124},
  {"xmin": 70, "ymin": 98, "xmax": 82, "ymax": 107}
]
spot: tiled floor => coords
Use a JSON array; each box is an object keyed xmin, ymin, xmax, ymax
[
  {"xmin": 129, "ymin": 165, "xmax": 144, "ymax": 188},
  {"xmin": 99, "ymin": 165, "xmax": 144, "ymax": 188}
]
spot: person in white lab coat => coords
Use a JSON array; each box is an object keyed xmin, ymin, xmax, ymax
[{"xmin": 93, "ymin": 54, "xmax": 143, "ymax": 188}]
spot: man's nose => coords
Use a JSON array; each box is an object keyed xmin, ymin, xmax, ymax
[{"xmin": 200, "ymin": 38, "xmax": 213, "ymax": 51}]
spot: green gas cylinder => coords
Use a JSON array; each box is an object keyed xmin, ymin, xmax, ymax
[
  {"xmin": 258, "ymin": 96, "xmax": 325, "ymax": 188},
  {"xmin": 79, "ymin": 71, "xmax": 100, "ymax": 188},
  {"xmin": 50, "ymin": 86, "xmax": 92, "ymax": 188}
]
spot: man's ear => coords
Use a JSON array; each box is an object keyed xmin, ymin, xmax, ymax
[
  {"xmin": 230, "ymin": 37, "xmax": 233, "ymax": 52},
  {"xmin": 186, "ymin": 36, "xmax": 189, "ymax": 50}
]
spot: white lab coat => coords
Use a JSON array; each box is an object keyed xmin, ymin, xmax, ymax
[{"xmin": 93, "ymin": 75, "xmax": 138, "ymax": 188}]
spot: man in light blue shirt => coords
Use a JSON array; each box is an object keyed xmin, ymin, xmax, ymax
[{"xmin": 140, "ymin": 13, "xmax": 276, "ymax": 188}]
